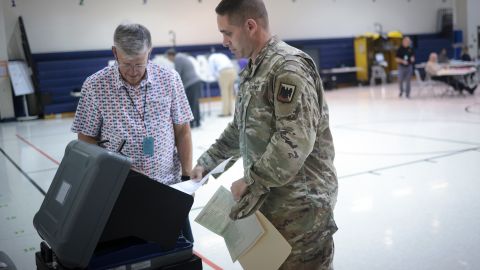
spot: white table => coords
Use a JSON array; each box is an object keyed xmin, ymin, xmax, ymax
[{"xmin": 437, "ymin": 67, "xmax": 476, "ymax": 76}]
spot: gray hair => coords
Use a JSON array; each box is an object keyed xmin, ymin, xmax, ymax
[{"xmin": 113, "ymin": 23, "xmax": 152, "ymax": 56}]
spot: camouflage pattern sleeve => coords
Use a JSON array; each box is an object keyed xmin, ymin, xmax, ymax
[
  {"xmin": 197, "ymin": 119, "xmax": 241, "ymax": 174},
  {"xmin": 248, "ymin": 61, "xmax": 320, "ymax": 187},
  {"xmin": 231, "ymin": 61, "xmax": 321, "ymax": 219}
]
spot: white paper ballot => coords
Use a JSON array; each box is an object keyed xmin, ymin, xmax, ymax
[{"xmin": 170, "ymin": 157, "xmax": 233, "ymax": 194}]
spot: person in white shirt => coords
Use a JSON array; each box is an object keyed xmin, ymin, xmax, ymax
[
  {"xmin": 208, "ymin": 52, "xmax": 238, "ymax": 116},
  {"xmin": 425, "ymin": 52, "xmax": 476, "ymax": 94}
]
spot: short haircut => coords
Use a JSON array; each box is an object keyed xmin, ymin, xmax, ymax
[
  {"xmin": 113, "ymin": 23, "xmax": 152, "ymax": 56},
  {"xmin": 215, "ymin": 0, "xmax": 269, "ymax": 28},
  {"xmin": 165, "ymin": 48, "xmax": 177, "ymax": 56}
]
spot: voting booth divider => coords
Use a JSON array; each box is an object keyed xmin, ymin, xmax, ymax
[{"xmin": 33, "ymin": 140, "xmax": 202, "ymax": 270}]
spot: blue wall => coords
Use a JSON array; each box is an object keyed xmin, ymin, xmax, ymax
[{"xmin": 32, "ymin": 33, "xmax": 452, "ymax": 114}]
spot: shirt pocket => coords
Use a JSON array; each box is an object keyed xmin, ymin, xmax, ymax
[
  {"xmin": 147, "ymin": 96, "xmax": 172, "ymax": 125},
  {"xmin": 240, "ymin": 93, "xmax": 252, "ymax": 131},
  {"xmin": 235, "ymin": 88, "xmax": 250, "ymax": 130},
  {"xmin": 244, "ymin": 81, "xmax": 271, "ymax": 127}
]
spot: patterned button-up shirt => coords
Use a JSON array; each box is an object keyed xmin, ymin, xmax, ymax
[{"xmin": 72, "ymin": 62, "xmax": 193, "ymax": 184}]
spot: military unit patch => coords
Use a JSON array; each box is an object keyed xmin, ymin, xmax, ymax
[{"xmin": 277, "ymin": 83, "xmax": 296, "ymax": 103}]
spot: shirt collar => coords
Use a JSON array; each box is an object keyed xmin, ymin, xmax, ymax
[
  {"xmin": 240, "ymin": 36, "xmax": 279, "ymax": 79},
  {"xmin": 114, "ymin": 61, "xmax": 154, "ymax": 90}
]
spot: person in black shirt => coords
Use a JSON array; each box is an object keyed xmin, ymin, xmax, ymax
[
  {"xmin": 461, "ymin": 46, "xmax": 472, "ymax": 62},
  {"xmin": 395, "ymin": 36, "xmax": 415, "ymax": 98}
]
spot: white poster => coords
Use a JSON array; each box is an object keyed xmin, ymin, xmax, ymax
[{"xmin": 7, "ymin": 60, "xmax": 34, "ymax": 96}]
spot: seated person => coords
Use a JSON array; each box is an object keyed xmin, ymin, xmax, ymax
[
  {"xmin": 460, "ymin": 46, "xmax": 472, "ymax": 62},
  {"xmin": 425, "ymin": 52, "xmax": 477, "ymax": 95},
  {"xmin": 438, "ymin": 48, "xmax": 449, "ymax": 64}
]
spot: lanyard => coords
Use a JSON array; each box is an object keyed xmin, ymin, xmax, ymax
[{"xmin": 124, "ymin": 84, "xmax": 148, "ymax": 131}]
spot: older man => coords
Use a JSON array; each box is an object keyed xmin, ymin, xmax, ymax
[
  {"xmin": 71, "ymin": 23, "xmax": 194, "ymax": 240},
  {"xmin": 425, "ymin": 52, "xmax": 477, "ymax": 94}
]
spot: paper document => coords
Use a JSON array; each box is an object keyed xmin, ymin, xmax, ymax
[
  {"xmin": 195, "ymin": 186, "xmax": 265, "ymax": 261},
  {"xmin": 238, "ymin": 212, "xmax": 292, "ymax": 270},
  {"xmin": 170, "ymin": 157, "xmax": 232, "ymax": 194}
]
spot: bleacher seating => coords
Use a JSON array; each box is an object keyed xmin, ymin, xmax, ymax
[
  {"xmin": 288, "ymin": 37, "xmax": 356, "ymax": 85},
  {"xmin": 32, "ymin": 34, "xmax": 452, "ymax": 115},
  {"xmin": 415, "ymin": 34, "xmax": 453, "ymax": 63},
  {"xmin": 33, "ymin": 51, "xmax": 114, "ymax": 114}
]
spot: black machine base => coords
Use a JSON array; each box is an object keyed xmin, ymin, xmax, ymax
[{"xmin": 35, "ymin": 240, "xmax": 203, "ymax": 270}]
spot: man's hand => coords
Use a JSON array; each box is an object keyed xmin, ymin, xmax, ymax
[
  {"xmin": 231, "ymin": 178, "xmax": 248, "ymax": 202},
  {"xmin": 190, "ymin": 165, "xmax": 205, "ymax": 182},
  {"xmin": 78, "ymin": 133, "xmax": 97, "ymax": 144}
]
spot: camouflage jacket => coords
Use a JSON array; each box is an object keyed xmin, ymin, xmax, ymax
[{"xmin": 197, "ymin": 37, "xmax": 338, "ymax": 223}]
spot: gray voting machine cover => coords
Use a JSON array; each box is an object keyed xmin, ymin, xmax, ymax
[{"xmin": 33, "ymin": 140, "xmax": 131, "ymax": 269}]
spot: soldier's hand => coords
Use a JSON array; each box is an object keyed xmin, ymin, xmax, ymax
[
  {"xmin": 231, "ymin": 178, "xmax": 248, "ymax": 202},
  {"xmin": 190, "ymin": 165, "xmax": 205, "ymax": 182}
]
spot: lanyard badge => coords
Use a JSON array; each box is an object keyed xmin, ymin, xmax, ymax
[
  {"xmin": 124, "ymin": 84, "xmax": 153, "ymax": 156},
  {"xmin": 143, "ymin": 136, "xmax": 154, "ymax": 156}
]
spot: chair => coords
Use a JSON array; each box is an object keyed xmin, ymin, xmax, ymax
[
  {"xmin": 414, "ymin": 69, "xmax": 446, "ymax": 97},
  {"xmin": 370, "ymin": 65, "xmax": 387, "ymax": 86},
  {"xmin": 437, "ymin": 78, "xmax": 458, "ymax": 97}
]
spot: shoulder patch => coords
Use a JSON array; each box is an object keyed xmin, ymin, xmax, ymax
[{"xmin": 277, "ymin": 83, "xmax": 296, "ymax": 103}]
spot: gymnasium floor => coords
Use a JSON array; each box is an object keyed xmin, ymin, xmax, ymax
[{"xmin": 1, "ymin": 82, "xmax": 479, "ymax": 270}]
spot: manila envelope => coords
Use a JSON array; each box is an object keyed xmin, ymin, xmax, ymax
[{"xmin": 238, "ymin": 211, "xmax": 292, "ymax": 270}]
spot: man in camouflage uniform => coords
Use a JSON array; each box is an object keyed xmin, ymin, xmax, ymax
[{"xmin": 191, "ymin": 0, "xmax": 338, "ymax": 268}]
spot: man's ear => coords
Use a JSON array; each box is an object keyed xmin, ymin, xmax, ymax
[
  {"xmin": 245, "ymin": 18, "xmax": 257, "ymax": 35},
  {"xmin": 112, "ymin": 46, "xmax": 118, "ymax": 60}
]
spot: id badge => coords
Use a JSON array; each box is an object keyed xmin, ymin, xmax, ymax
[{"xmin": 143, "ymin": 136, "xmax": 154, "ymax": 156}]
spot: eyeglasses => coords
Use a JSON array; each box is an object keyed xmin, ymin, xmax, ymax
[{"xmin": 116, "ymin": 61, "xmax": 148, "ymax": 72}]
